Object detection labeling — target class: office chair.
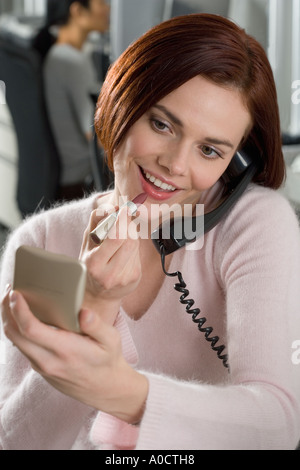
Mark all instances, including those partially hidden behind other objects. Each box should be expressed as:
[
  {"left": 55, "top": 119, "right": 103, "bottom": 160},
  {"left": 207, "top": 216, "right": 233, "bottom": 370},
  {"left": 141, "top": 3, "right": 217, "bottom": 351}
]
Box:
[{"left": 0, "top": 30, "right": 61, "bottom": 217}]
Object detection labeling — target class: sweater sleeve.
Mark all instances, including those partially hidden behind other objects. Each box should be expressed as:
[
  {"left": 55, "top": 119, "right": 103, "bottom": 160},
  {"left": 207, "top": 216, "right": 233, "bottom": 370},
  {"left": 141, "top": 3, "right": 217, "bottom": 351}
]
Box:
[
  {"left": 0, "top": 199, "right": 98, "bottom": 450},
  {"left": 91, "top": 186, "right": 300, "bottom": 450}
]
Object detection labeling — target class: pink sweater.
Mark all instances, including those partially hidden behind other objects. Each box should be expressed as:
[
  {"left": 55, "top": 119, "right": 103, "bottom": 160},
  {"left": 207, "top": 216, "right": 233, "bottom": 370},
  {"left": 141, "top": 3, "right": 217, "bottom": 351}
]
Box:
[{"left": 0, "top": 184, "right": 300, "bottom": 450}]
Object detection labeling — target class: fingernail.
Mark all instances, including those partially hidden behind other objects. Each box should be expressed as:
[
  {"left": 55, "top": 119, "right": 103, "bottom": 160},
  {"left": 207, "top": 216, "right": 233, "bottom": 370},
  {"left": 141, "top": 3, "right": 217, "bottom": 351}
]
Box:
[
  {"left": 9, "top": 290, "right": 17, "bottom": 306},
  {"left": 4, "top": 283, "right": 11, "bottom": 295}
]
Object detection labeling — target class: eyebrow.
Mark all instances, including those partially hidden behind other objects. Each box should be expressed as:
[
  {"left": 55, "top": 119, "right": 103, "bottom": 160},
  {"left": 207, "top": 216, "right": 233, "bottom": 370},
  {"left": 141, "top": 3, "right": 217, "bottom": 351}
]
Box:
[
  {"left": 203, "top": 137, "right": 234, "bottom": 150},
  {"left": 153, "top": 104, "right": 183, "bottom": 127},
  {"left": 152, "top": 104, "right": 235, "bottom": 150}
]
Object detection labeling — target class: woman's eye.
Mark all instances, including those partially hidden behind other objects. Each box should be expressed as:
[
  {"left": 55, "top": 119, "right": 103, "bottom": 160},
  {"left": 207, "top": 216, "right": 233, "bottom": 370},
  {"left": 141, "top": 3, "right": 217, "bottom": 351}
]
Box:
[
  {"left": 151, "top": 119, "right": 169, "bottom": 132},
  {"left": 200, "top": 145, "right": 220, "bottom": 159}
]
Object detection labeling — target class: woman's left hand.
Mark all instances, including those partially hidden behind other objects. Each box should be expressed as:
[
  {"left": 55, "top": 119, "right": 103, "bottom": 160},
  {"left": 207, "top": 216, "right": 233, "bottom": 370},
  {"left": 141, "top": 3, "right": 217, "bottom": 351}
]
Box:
[{"left": 1, "top": 286, "right": 148, "bottom": 424}]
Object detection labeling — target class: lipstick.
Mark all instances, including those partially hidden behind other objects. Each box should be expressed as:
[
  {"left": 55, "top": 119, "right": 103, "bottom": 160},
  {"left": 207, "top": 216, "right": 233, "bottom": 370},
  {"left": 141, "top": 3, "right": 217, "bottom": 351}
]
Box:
[{"left": 90, "top": 193, "right": 147, "bottom": 244}]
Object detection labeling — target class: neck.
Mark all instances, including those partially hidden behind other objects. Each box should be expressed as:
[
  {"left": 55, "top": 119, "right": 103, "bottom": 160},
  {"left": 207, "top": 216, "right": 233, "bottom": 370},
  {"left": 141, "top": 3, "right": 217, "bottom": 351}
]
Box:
[{"left": 56, "top": 24, "right": 89, "bottom": 50}]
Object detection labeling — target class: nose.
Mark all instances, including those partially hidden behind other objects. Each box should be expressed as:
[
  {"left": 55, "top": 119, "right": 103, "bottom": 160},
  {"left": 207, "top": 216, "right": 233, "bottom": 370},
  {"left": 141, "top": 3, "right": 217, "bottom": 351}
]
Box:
[{"left": 158, "top": 141, "right": 190, "bottom": 177}]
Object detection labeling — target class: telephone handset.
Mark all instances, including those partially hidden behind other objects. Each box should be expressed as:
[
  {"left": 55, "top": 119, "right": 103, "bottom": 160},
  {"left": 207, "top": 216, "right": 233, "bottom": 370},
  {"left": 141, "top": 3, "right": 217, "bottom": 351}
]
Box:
[{"left": 151, "top": 144, "right": 260, "bottom": 371}]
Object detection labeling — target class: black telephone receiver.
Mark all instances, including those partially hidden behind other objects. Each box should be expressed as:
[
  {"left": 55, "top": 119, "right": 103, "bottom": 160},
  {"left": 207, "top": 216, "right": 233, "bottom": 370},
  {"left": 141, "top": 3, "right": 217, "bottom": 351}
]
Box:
[{"left": 151, "top": 144, "right": 259, "bottom": 370}]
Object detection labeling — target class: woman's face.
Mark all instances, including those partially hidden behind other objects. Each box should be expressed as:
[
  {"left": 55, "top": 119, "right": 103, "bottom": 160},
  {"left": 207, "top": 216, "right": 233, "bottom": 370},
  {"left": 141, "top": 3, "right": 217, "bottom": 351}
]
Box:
[
  {"left": 79, "top": 0, "right": 110, "bottom": 33},
  {"left": 113, "top": 76, "right": 252, "bottom": 214}
]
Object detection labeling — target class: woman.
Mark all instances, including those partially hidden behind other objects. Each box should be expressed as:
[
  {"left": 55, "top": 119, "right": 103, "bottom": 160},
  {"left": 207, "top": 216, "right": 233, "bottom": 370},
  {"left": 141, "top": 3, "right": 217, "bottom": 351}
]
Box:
[
  {"left": 1, "top": 14, "right": 300, "bottom": 450},
  {"left": 39, "top": 0, "right": 110, "bottom": 200}
]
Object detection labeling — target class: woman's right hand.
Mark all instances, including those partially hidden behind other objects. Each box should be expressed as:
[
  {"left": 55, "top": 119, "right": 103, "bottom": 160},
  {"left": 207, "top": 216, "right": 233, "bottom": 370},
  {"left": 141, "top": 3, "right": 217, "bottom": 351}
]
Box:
[{"left": 79, "top": 204, "right": 142, "bottom": 325}]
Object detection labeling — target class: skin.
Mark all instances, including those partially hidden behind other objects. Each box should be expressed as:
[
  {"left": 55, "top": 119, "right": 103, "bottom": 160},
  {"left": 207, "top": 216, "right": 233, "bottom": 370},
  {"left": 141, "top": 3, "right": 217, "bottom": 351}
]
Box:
[{"left": 1, "top": 76, "right": 252, "bottom": 425}]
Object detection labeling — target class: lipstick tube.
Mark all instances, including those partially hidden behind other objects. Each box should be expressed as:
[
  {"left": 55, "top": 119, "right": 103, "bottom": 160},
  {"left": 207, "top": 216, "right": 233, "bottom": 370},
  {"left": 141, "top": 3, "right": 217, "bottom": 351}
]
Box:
[
  {"left": 89, "top": 193, "right": 147, "bottom": 245},
  {"left": 90, "top": 201, "right": 138, "bottom": 244}
]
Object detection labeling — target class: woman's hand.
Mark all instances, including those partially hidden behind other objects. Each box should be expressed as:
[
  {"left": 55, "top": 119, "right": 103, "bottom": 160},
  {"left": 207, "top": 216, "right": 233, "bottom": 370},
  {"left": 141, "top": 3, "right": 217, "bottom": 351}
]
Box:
[
  {"left": 80, "top": 205, "right": 142, "bottom": 325},
  {"left": 1, "top": 286, "right": 148, "bottom": 424},
  {"left": 0, "top": 204, "right": 147, "bottom": 424}
]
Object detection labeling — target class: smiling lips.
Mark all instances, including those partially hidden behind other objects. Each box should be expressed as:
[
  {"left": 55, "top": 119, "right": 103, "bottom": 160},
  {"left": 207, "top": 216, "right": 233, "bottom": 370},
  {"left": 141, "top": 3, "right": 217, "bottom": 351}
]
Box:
[
  {"left": 139, "top": 166, "right": 182, "bottom": 201},
  {"left": 140, "top": 167, "right": 179, "bottom": 191},
  {"left": 143, "top": 170, "right": 177, "bottom": 192}
]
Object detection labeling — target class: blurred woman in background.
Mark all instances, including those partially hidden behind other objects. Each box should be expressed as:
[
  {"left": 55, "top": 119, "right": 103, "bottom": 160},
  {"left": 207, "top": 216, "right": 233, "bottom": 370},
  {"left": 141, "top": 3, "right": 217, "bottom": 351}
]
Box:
[{"left": 37, "top": 0, "right": 110, "bottom": 200}]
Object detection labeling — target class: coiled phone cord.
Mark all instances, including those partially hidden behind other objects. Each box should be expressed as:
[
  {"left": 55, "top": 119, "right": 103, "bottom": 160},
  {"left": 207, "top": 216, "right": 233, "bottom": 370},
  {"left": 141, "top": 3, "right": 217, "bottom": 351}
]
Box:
[{"left": 159, "top": 243, "right": 230, "bottom": 371}]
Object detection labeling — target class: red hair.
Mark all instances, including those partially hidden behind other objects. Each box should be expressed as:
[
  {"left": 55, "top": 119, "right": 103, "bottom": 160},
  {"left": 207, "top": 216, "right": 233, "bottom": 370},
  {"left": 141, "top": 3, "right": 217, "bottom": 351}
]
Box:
[{"left": 95, "top": 14, "right": 285, "bottom": 189}]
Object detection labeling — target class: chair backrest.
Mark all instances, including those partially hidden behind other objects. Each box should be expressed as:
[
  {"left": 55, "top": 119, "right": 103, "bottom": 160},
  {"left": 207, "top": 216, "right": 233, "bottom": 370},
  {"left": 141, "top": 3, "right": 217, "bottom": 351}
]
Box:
[{"left": 0, "top": 31, "right": 61, "bottom": 216}]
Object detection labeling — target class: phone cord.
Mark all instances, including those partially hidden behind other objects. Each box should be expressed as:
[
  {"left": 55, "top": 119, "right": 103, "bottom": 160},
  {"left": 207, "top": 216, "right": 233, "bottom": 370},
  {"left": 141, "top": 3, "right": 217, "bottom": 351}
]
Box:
[{"left": 159, "top": 243, "right": 230, "bottom": 371}]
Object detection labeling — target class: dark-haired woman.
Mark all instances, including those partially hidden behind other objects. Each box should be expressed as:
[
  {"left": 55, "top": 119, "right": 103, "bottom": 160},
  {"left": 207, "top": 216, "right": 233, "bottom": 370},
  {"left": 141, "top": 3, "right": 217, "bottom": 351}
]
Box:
[
  {"left": 42, "top": 0, "right": 110, "bottom": 200},
  {"left": 1, "top": 14, "right": 300, "bottom": 450}
]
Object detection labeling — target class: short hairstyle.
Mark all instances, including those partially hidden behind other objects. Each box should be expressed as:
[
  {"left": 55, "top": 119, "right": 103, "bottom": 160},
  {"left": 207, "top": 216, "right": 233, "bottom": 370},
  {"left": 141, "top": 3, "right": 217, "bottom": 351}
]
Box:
[
  {"left": 95, "top": 14, "right": 285, "bottom": 189},
  {"left": 46, "top": 0, "right": 90, "bottom": 27}
]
